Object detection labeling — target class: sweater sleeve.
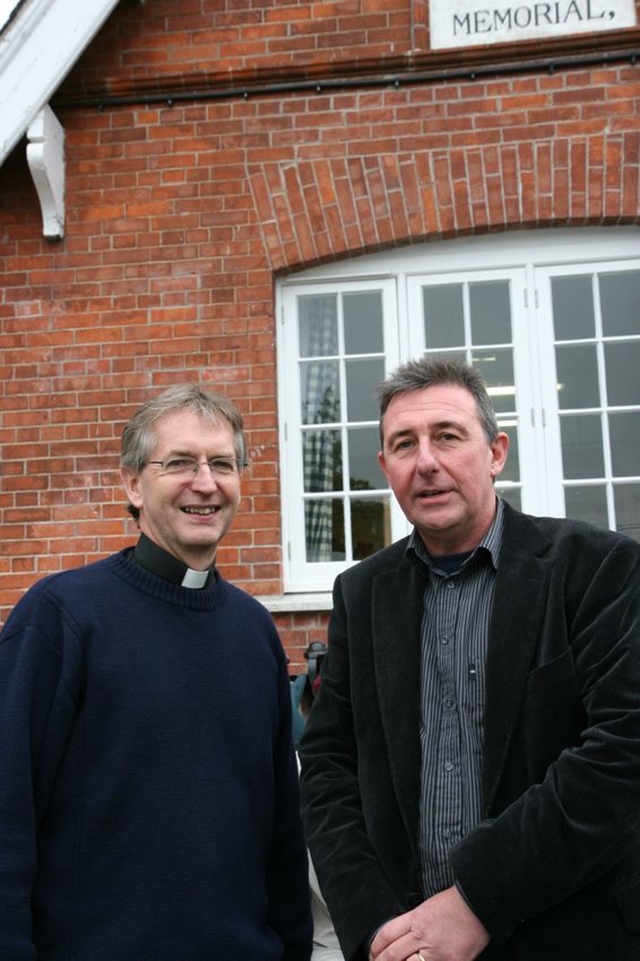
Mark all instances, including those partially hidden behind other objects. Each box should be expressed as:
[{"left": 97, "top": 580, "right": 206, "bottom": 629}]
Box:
[{"left": 0, "top": 584, "right": 84, "bottom": 960}]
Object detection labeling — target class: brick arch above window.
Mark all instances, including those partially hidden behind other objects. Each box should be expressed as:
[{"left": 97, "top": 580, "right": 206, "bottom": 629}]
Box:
[{"left": 248, "top": 131, "right": 640, "bottom": 272}]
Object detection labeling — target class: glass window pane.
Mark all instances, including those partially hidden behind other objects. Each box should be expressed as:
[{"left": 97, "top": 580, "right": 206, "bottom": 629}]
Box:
[
  {"left": 300, "top": 361, "right": 340, "bottom": 424},
  {"left": 343, "top": 291, "right": 384, "bottom": 354},
  {"left": 305, "top": 498, "right": 345, "bottom": 562},
  {"left": 345, "top": 358, "right": 384, "bottom": 422},
  {"left": 423, "top": 284, "right": 464, "bottom": 349},
  {"left": 610, "top": 412, "right": 640, "bottom": 476},
  {"left": 605, "top": 342, "right": 640, "bottom": 407},
  {"left": 555, "top": 344, "right": 600, "bottom": 410},
  {"left": 564, "top": 485, "right": 609, "bottom": 528},
  {"left": 600, "top": 270, "right": 640, "bottom": 337},
  {"left": 472, "top": 349, "right": 515, "bottom": 414},
  {"left": 560, "top": 414, "right": 604, "bottom": 479},
  {"left": 351, "top": 497, "right": 391, "bottom": 560},
  {"left": 302, "top": 430, "right": 342, "bottom": 492},
  {"left": 614, "top": 484, "right": 640, "bottom": 543},
  {"left": 469, "top": 281, "right": 512, "bottom": 345},
  {"left": 347, "top": 427, "right": 386, "bottom": 490},
  {"left": 298, "top": 295, "right": 338, "bottom": 357},
  {"left": 551, "top": 276, "right": 595, "bottom": 341},
  {"left": 496, "top": 421, "right": 520, "bottom": 484}
]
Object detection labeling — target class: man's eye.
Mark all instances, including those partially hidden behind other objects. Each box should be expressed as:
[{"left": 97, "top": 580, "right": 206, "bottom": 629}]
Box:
[
  {"left": 167, "top": 458, "right": 195, "bottom": 470},
  {"left": 209, "top": 458, "right": 235, "bottom": 474},
  {"left": 394, "top": 439, "right": 414, "bottom": 452}
]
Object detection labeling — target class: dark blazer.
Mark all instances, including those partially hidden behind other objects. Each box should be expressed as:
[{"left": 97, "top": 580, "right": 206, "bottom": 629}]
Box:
[{"left": 299, "top": 504, "right": 640, "bottom": 961}]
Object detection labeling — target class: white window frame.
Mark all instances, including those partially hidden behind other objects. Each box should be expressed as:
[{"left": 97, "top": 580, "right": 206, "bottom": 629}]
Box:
[
  {"left": 278, "top": 277, "right": 399, "bottom": 593},
  {"left": 277, "top": 227, "right": 640, "bottom": 594}
]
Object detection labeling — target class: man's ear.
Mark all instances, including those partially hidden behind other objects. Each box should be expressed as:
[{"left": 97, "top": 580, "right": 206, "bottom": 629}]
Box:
[
  {"left": 489, "top": 432, "right": 510, "bottom": 478},
  {"left": 121, "top": 466, "right": 143, "bottom": 511}
]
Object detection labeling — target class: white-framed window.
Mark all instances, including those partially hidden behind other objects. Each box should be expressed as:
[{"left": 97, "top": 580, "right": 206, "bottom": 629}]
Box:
[{"left": 277, "top": 228, "right": 640, "bottom": 593}]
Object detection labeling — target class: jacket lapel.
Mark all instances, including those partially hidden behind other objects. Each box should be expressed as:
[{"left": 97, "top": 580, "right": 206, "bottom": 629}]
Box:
[
  {"left": 372, "top": 558, "right": 426, "bottom": 854},
  {"left": 482, "top": 507, "right": 553, "bottom": 811}
]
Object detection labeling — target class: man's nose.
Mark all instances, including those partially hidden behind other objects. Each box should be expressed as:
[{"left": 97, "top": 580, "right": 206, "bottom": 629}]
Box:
[
  {"left": 415, "top": 438, "right": 437, "bottom": 471},
  {"left": 191, "top": 461, "right": 219, "bottom": 490}
]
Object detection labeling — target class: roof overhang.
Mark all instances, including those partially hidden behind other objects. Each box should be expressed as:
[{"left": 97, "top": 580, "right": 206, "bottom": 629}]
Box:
[{"left": 0, "top": 0, "right": 121, "bottom": 236}]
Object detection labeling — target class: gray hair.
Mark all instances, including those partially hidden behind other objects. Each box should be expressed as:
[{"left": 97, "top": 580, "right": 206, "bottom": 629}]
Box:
[
  {"left": 121, "top": 384, "right": 248, "bottom": 521},
  {"left": 377, "top": 357, "right": 499, "bottom": 446}
]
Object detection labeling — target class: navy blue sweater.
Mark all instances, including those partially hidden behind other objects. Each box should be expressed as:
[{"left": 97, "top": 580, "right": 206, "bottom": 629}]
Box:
[{"left": 0, "top": 549, "right": 312, "bottom": 960}]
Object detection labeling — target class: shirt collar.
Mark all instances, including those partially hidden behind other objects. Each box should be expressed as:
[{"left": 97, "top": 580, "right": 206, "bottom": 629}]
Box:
[{"left": 407, "top": 496, "right": 505, "bottom": 573}]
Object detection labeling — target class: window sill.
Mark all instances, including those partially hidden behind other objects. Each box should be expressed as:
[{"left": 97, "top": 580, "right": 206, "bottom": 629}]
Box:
[{"left": 256, "top": 593, "right": 333, "bottom": 613}]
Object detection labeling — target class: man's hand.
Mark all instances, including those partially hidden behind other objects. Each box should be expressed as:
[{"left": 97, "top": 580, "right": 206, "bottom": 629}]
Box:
[{"left": 369, "top": 885, "right": 490, "bottom": 961}]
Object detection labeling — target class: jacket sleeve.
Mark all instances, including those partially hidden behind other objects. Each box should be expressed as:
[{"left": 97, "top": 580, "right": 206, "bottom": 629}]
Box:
[
  {"left": 450, "top": 533, "right": 640, "bottom": 940},
  {"left": 0, "top": 584, "right": 84, "bottom": 960},
  {"left": 299, "top": 575, "right": 410, "bottom": 961}
]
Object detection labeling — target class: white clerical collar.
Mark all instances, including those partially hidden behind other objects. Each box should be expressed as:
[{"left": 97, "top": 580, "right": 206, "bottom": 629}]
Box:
[{"left": 181, "top": 567, "right": 210, "bottom": 589}]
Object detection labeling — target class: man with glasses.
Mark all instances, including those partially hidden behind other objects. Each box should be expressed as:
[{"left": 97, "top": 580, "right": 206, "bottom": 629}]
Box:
[{"left": 0, "top": 384, "right": 312, "bottom": 961}]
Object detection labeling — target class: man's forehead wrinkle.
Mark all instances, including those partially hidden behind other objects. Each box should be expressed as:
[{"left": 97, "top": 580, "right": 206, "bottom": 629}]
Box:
[{"left": 388, "top": 416, "right": 468, "bottom": 436}]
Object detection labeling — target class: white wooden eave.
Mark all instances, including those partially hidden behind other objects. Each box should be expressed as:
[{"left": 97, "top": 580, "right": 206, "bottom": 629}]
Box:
[{"left": 0, "top": 0, "right": 122, "bottom": 238}]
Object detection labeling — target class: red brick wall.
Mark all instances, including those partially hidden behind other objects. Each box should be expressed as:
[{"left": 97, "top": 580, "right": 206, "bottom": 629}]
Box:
[{"left": 1, "top": 0, "right": 639, "bottom": 658}]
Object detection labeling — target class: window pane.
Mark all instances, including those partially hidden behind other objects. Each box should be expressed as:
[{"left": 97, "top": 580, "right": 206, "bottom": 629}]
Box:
[
  {"left": 605, "top": 342, "right": 640, "bottom": 407},
  {"left": 555, "top": 344, "right": 600, "bottom": 410},
  {"left": 351, "top": 497, "right": 391, "bottom": 560},
  {"left": 600, "top": 270, "right": 640, "bottom": 337},
  {"left": 551, "top": 276, "right": 595, "bottom": 341},
  {"left": 298, "top": 295, "right": 338, "bottom": 357},
  {"left": 302, "top": 430, "right": 342, "bottom": 492},
  {"left": 610, "top": 412, "right": 640, "bottom": 476},
  {"left": 343, "top": 291, "right": 384, "bottom": 354},
  {"left": 469, "top": 281, "right": 511, "bottom": 345},
  {"left": 305, "top": 498, "right": 345, "bottom": 562},
  {"left": 300, "top": 360, "right": 340, "bottom": 424},
  {"left": 423, "top": 284, "right": 464, "bottom": 349},
  {"left": 614, "top": 484, "right": 640, "bottom": 542},
  {"left": 347, "top": 427, "right": 385, "bottom": 490},
  {"left": 560, "top": 414, "right": 604, "bottom": 478},
  {"left": 345, "top": 358, "right": 384, "bottom": 422},
  {"left": 472, "top": 349, "right": 515, "bottom": 414},
  {"left": 564, "top": 485, "right": 608, "bottom": 528}
]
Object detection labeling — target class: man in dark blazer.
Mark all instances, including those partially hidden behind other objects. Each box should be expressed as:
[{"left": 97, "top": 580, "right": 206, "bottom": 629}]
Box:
[{"left": 299, "top": 357, "right": 640, "bottom": 961}]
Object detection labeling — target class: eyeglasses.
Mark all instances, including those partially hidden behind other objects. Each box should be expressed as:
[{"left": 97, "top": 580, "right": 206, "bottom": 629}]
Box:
[{"left": 147, "top": 456, "right": 246, "bottom": 479}]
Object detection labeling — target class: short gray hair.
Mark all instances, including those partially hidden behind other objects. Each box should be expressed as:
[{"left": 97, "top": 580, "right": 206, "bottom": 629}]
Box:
[
  {"left": 121, "top": 384, "right": 248, "bottom": 521},
  {"left": 377, "top": 357, "right": 499, "bottom": 446}
]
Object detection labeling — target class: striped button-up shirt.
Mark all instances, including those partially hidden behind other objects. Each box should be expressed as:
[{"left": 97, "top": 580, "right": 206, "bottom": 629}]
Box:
[{"left": 407, "top": 499, "right": 504, "bottom": 898}]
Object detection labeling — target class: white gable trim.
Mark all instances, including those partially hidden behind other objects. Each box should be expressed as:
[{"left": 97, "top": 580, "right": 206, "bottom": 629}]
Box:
[{"left": 0, "top": 0, "right": 120, "bottom": 166}]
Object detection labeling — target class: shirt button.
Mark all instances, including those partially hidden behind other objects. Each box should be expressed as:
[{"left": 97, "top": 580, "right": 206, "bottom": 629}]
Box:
[
  {"left": 441, "top": 635, "right": 449, "bottom": 645},
  {"left": 444, "top": 761, "right": 454, "bottom": 772}
]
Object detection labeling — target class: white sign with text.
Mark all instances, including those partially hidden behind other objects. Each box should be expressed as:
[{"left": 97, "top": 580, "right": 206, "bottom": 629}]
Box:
[{"left": 430, "top": 0, "right": 637, "bottom": 49}]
